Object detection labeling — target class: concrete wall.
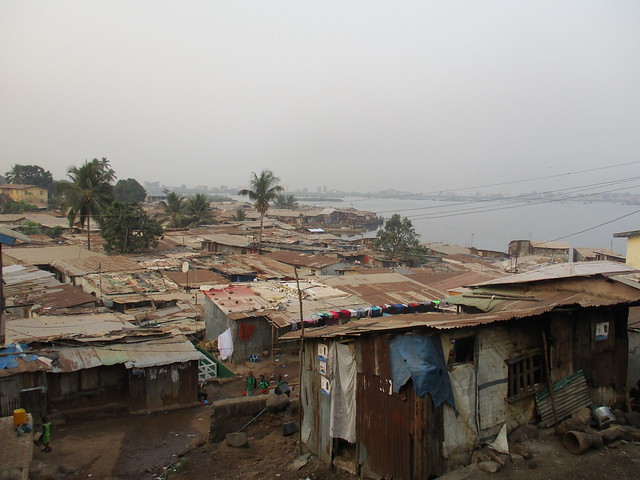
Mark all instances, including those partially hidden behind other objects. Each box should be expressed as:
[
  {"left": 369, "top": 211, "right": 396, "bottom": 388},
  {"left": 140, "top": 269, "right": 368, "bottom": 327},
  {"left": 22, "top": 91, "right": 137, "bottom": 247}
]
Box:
[
  {"left": 208, "top": 395, "right": 269, "bottom": 442},
  {"left": 625, "top": 235, "right": 640, "bottom": 269}
]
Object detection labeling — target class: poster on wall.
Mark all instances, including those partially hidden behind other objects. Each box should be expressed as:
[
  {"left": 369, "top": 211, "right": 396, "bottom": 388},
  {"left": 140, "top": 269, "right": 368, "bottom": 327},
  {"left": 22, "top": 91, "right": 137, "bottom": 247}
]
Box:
[
  {"left": 321, "top": 376, "right": 331, "bottom": 396},
  {"left": 595, "top": 322, "right": 609, "bottom": 341},
  {"left": 318, "top": 344, "right": 328, "bottom": 360},
  {"left": 319, "top": 359, "right": 327, "bottom": 375}
]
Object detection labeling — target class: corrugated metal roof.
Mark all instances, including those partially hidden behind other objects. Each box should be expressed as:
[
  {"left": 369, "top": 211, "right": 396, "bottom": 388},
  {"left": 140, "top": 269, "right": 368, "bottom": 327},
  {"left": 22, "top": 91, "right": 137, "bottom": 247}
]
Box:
[
  {"left": 530, "top": 241, "right": 571, "bottom": 249},
  {"left": 281, "top": 284, "right": 640, "bottom": 340},
  {"left": 52, "top": 255, "right": 142, "bottom": 277},
  {"left": 4, "top": 313, "right": 136, "bottom": 343},
  {"left": 198, "top": 233, "right": 252, "bottom": 247},
  {"left": 162, "top": 269, "right": 227, "bottom": 287},
  {"left": 472, "top": 261, "right": 637, "bottom": 287},
  {"left": 3, "top": 245, "right": 105, "bottom": 265},
  {"left": 50, "top": 336, "right": 201, "bottom": 372},
  {"left": 264, "top": 251, "right": 341, "bottom": 269}
]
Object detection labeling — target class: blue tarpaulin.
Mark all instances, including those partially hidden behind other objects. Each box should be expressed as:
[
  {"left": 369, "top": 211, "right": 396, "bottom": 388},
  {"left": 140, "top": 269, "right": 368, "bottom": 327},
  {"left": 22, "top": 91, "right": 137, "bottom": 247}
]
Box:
[
  {"left": 0, "top": 343, "right": 37, "bottom": 370},
  {"left": 388, "top": 334, "right": 456, "bottom": 409}
]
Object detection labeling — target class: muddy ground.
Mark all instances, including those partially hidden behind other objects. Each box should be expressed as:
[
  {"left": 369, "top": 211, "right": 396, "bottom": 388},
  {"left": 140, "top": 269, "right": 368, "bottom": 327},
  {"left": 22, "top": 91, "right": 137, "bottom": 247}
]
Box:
[{"left": 30, "top": 353, "right": 640, "bottom": 480}]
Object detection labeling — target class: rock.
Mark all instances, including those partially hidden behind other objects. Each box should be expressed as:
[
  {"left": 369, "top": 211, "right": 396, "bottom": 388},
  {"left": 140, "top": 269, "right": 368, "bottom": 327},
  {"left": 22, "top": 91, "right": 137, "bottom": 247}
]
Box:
[
  {"left": 511, "top": 443, "right": 532, "bottom": 459},
  {"left": 287, "top": 453, "right": 311, "bottom": 471},
  {"left": 477, "top": 461, "right": 501, "bottom": 473},
  {"left": 225, "top": 432, "right": 249, "bottom": 448},
  {"left": 626, "top": 411, "right": 640, "bottom": 428},
  {"left": 572, "top": 407, "right": 592, "bottom": 425},
  {"left": 266, "top": 394, "right": 289, "bottom": 413},
  {"left": 487, "top": 451, "right": 506, "bottom": 466},
  {"left": 613, "top": 409, "right": 629, "bottom": 425},
  {"left": 510, "top": 454, "right": 525, "bottom": 464}
]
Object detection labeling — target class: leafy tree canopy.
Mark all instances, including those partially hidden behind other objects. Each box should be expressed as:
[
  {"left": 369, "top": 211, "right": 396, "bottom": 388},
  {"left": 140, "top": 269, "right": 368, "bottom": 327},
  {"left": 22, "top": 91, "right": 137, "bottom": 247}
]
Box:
[
  {"left": 56, "top": 158, "right": 116, "bottom": 251},
  {"left": 100, "top": 201, "right": 163, "bottom": 253},
  {"left": 374, "top": 214, "right": 429, "bottom": 260},
  {"left": 5, "top": 164, "right": 54, "bottom": 191},
  {"left": 185, "top": 193, "right": 216, "bottom": 227},
  {"left": 114, "top": 178, "right": 147, "bottom": 203},
  {"left": 239, "top": 169, "right": 283, "bottom": 252},
  {"left": 0, "top": 196, "right": 39, "bottom": 214},
  {"left": 273, "top": 194, "right": 298, "bottom": 209}
]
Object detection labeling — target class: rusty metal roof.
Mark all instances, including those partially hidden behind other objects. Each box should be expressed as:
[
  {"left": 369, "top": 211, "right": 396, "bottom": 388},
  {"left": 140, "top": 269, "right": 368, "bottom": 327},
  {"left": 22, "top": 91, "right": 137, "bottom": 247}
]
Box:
[
  {"left": 282, "top": 281, "right": 640, "bottom": 340},
  {"left": 3, "top": 245, "right": 106, "bottom": 265},
  {"left": 50, "top": 335, "right": 202, "bottom": 372},
  {"left": 3, "top": 264, "right": 101, "bottom": 314},
  {"left": 263, "top": 251, "right": 342, "bottom": 269},
  {"left": 52, "top": 255, "right": 142, "bottom": 277},
  {"left": 4, "top": 313, "right": 136, "bottom": 343},
  {"left": 162, "top": 269, "right": 227, "bottom": 287}
]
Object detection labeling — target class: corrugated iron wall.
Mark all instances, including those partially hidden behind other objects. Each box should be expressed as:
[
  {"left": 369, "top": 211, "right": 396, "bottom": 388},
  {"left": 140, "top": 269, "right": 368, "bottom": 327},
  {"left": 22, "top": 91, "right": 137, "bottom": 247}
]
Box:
[
  {"left": 300, "top": 339, "right": 332, "bottom": 463},
  {"left": 0, "top": 376, "right": 22, "bottom": 416},
  {"left": 357, "top": 335, "right": 445, "bottom": 480}
]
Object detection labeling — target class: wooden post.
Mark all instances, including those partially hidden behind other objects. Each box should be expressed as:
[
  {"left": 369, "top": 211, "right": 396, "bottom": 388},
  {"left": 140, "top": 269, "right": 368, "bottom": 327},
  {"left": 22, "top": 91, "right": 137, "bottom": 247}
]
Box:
[
  {"left": 542, "top": 330, "right": 559, "bottom": 429},
  {"left": 295, "top": 266, "right": 305, "bottom": 454}
]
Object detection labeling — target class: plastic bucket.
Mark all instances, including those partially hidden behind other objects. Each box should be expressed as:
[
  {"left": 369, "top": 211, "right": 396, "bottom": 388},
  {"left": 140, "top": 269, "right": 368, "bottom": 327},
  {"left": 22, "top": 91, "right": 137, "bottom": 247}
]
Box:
[{"left": 13, "top": 408, "right": 27, "bottom": 427}]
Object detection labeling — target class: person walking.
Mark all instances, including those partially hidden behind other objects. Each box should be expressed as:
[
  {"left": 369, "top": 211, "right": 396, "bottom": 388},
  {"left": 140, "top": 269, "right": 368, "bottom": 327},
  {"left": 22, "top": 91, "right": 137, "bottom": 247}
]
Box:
[
  {"left": 40, "top": 417, "right": 52, "bottom": 452},
  {"left": 244, "top": 371, "right": 256, "bottom": 397}
]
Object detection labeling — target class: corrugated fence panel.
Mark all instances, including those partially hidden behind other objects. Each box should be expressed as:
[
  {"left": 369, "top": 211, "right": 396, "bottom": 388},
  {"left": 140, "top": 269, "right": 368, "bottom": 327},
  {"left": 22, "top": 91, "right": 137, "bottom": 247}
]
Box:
[
  {"left": 358, "top": 373, "right": 414, "bottom": 480},
  {"left": 0, "top": 377, "right": 22, "bottom": 416},
  {"left": 536, "top": 371, "right": 591, "bottom": 427}
]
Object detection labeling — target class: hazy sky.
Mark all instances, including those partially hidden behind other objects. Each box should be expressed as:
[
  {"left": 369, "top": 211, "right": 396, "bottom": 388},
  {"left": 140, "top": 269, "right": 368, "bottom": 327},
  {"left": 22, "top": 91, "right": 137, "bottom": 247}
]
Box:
[{"left": 2, "top": 1, "right": 639, "bottom": 195}]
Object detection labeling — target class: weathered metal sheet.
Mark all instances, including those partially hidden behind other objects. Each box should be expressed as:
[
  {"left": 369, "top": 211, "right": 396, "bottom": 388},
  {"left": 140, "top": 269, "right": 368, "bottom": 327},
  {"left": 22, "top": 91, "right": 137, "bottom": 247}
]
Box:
[{"left": 536, "top": 371, "right": 591, "bottom": 427}]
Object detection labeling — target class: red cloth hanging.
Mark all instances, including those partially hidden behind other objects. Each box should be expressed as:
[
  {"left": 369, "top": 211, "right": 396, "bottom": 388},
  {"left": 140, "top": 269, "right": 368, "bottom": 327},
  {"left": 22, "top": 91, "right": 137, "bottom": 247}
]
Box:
[{"left": 238, "top": 322, "right": 257, "bottom": 342}]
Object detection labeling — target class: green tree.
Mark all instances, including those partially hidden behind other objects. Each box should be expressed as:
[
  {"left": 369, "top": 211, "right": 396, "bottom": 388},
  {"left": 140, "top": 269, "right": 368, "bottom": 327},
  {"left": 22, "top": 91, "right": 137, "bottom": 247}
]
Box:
[
  {"left": 56, "top": 159, "right": 115, "bottom": 250},
  {"left": 100, "top": 201, "right": 163, "bottom": 253},
  {"left": 273, "top": 194, "right": 298, "bottom": 209},
  {"left": 159, "top": 191, "right": 187, "bottom": 228},
  {"left": 374, "top": 214, "right": 429, "bottom": 261},
  {"left": 238, "top": 170, "right": 283, "bottom": 252},
  {"left": 20, "top": 221, "right": 40, "bottom": 236},
  {"left": 233, "top": 208, "right": 247, "bottom": 221},
  {"left": 185, "top": 193, "right": 215, "bottom": 227},
  {"left": 0, "top": 195, "right": 39, "bottom": 214},
  {"left": 5, "top": 164, "right": 54, "bottom": 191},
  {"left": 114, "top": 178, "right": 147, "bottom": 203}
]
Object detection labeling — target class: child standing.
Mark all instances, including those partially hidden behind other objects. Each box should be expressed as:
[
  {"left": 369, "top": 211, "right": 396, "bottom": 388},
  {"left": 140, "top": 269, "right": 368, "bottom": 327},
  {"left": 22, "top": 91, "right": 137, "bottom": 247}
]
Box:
[
  {"left": 244, "top": 371, "right": 256, "bottom": 397},
  {"left": 40, "top": 417, "right": 52, "bottom": 452},
  {"left": 257, "top": 375, "right": 270, "bottom": 394}
]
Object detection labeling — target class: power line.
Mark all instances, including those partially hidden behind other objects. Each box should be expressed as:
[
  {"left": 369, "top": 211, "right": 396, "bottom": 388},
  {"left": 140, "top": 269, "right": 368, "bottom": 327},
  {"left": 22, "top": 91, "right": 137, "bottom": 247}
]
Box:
[
  {"left": 346, "top": 159, "right": 640, "bottom": 202},
  {"left": 376, "top": 175, "right": 640, "bottom": 215},
  {"left": 545, "top": 208, "right": 640, "bottom": 243}
]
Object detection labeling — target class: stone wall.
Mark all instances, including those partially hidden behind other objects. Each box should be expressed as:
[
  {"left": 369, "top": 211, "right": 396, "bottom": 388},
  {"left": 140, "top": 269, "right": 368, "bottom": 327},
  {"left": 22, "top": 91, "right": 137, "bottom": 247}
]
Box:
[{"left": 209, "top": 396, "right": 268, "bottom": 442}]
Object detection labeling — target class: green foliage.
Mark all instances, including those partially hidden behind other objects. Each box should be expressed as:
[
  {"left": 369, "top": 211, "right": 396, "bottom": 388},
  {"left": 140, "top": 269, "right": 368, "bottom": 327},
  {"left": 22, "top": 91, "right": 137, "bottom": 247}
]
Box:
[
  {"left": 273, "top": 194, "right": 298, "bottom": 209},
  {"left": 114, "top": 178, "right": 147, "bottom": 203},
  {"left": 159, "top": 191, "right": 188, "bottom": 228},
  {"left": 0, "top": 197, "right": 39, "bottom": 214},
  {"left": 185, "top": 193, "right": 216, "bottom": 227},
  {"left": 374, "top": 214, "right": 429, "bottom": 260},
  {"left": 233, "top": 208, "right": 247, "bottom": 221},
  {"left": 48, "top": 225, "right": 64, "bottom": 238},
  {"left": 21, "top": 221, "right": 40, "bottom": 235},
  {"left": 238, "top": 169, "right": 283, "bottom": 252},
  {"left": 5, "top": 164, "right": 54, "bottom": 191},
  {"left": 100, "top": 201, "right": 163, "bottom": 253},
  {"left": 56, "top": 158, "right": 116, "bottom": 250}
]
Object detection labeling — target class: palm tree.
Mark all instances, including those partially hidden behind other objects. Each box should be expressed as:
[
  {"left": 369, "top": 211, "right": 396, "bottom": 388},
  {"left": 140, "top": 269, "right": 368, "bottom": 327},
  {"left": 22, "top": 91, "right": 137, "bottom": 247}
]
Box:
[
  {"left": 159, "top": 191, "right": 186, "bottom": 228},
  {"left": 273, "top": 194, "right": 298, "bottom": 209},
  {"left": 239, "top": 169, "right": 283, "bottom": 253},
  {"left": 56, "top": 160, "right": 115, "bottom": 250},
  {"left": 185, "top": 193, "right": 215, "bottom": 227},
  {"left": 5, "top": 165, "right": 24, "bottom": 184},
  {"left": 233, "top": 208, "right": 247, "bottom": 221}
]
